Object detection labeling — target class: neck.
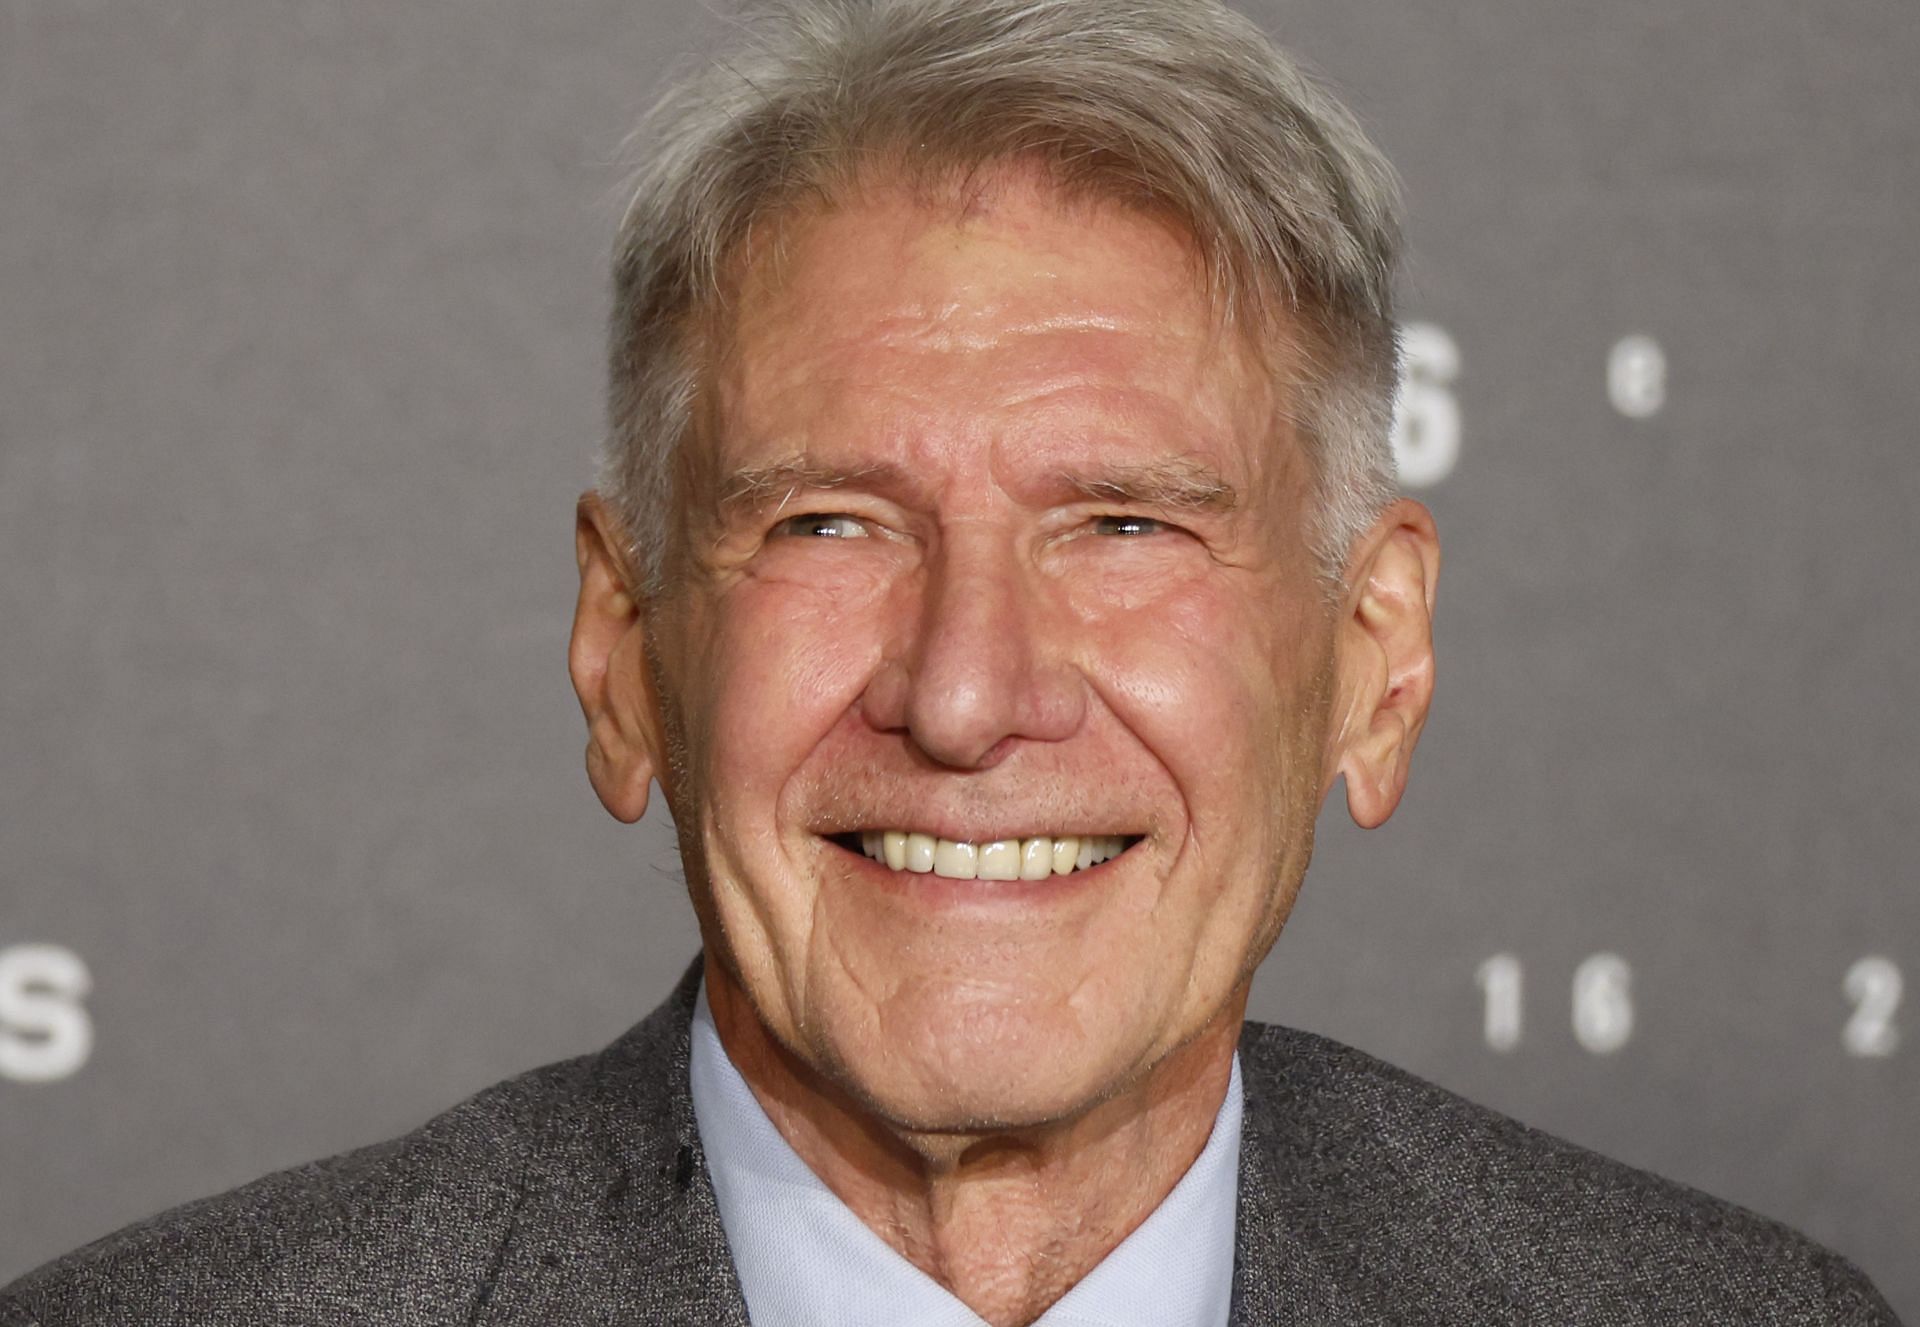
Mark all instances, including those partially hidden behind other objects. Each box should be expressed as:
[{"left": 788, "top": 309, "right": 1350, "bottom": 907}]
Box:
[{"left": 703, "top": 959, "right": 1245, "bottom": 1327}]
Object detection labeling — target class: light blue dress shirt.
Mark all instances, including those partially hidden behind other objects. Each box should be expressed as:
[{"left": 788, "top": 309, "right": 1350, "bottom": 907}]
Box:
[{"left": 690, "top": 982, "right": 1242, "bottom": 1327}]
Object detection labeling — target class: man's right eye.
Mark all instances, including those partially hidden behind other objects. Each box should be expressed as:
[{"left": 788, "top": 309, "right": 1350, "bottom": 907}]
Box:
[{"left": 769, "top": 513, "right": 869, "bottom": 540}]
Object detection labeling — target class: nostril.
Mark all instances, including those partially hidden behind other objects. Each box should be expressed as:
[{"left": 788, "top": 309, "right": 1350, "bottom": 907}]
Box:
[
  {"left": 967, "top": 736, "right": 1020, "bottom": 772},
  {"left": 857, "top": 659, "right": 914, "bottom": 736}
]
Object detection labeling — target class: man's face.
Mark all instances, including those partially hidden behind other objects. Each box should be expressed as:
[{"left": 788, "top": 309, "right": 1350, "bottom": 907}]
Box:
[{"left": 640, "top": 173, "right": 1348, "bottom": 1130}]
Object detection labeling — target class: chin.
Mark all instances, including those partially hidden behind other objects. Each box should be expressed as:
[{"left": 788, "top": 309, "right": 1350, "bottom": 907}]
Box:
[{"left": 818, "top": 981, "right": 1149, "bottom": 1134}]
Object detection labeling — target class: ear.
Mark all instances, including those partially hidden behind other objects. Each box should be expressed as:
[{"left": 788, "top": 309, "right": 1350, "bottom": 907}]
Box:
[
  {"left": 569, "top": 493, "right": 663, "bottom": 824},
  {"left": 1325, "top": 499, "right": 1440, "bottom": 829}
]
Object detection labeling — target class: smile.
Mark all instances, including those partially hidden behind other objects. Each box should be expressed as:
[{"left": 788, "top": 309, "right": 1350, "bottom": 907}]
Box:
[{"left": 832, "top": 830, "right": 1143, "bottom": 879}]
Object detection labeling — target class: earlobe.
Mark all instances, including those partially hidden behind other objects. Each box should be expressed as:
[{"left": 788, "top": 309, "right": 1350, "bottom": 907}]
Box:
[
  {"left": 568, "top": 493, "right": 662, "bottom": 824},
  {"left": 1328, "top": 499, "right": 1440, "bottom": 829}
]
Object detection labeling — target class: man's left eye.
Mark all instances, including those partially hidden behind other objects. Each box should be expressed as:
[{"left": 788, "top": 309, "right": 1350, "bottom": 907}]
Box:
[
  {"left": 1091, "top": 514, "right": 1166, "bottom": 537},
  {"left": 771, "top": 513, "right": 869, "bottom": 539}
]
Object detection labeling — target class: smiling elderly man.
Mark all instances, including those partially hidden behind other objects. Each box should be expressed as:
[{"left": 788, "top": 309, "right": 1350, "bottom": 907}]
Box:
[{"left": 1, "top": 1, "right": 1902, "bottom": 1325}]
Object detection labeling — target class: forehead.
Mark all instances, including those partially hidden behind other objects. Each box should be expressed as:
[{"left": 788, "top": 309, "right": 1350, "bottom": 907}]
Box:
[{"left": 700, "top": 170, "right": 1294, "bottom": 492}]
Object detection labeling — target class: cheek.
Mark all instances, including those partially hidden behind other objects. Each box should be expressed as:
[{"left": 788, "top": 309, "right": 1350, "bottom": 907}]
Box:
[
  {"left": 1072, "top": 572, "right": 1269, "bottom": 747},
  {"left": 695, "top": 558, "right": 895, "bottom": 817},
  {"left": 1071, "top": 572, "right": 1325, "bottom": 849}
]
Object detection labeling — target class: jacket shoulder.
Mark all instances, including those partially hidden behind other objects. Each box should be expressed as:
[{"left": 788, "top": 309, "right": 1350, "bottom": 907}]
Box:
[
  {"left": 1235, "top": 1021, "right": 1900, "bottom": 1324},
  {"left": 0, "top": 1050, "right": 600, "bottom": 1327}
]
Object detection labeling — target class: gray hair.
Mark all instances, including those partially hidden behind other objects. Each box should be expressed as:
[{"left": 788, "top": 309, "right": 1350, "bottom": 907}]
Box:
[{"left": 603, "top": 0, "right": 1404, "bottom": 593}]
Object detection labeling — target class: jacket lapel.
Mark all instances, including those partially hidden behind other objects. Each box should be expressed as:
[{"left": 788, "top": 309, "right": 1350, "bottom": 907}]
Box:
[
  {"left": 473, "top": 963, "right": 751, "bottom": 1327},
  {"left": 1230, "top": 1022, "right": 1384, "bottom": 1327}
]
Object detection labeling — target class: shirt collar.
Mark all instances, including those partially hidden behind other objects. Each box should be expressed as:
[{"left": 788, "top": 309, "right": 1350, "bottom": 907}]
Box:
[{"left": 689, "top": 980, "right": 1242, "bottom": 1327}]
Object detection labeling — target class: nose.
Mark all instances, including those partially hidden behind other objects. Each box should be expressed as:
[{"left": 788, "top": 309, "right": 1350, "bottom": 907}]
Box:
[{"left": 861, "top": 526, "right": 1086, "bottom": 769}]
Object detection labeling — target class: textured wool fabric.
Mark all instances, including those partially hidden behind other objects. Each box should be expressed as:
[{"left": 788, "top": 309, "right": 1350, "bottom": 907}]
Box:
[
  {"left": 689, "top": 979, "right": 1242, "bottom": 1326},
  {"left": 0, "top": 960, "right": 1901, "bottom": 1326}
]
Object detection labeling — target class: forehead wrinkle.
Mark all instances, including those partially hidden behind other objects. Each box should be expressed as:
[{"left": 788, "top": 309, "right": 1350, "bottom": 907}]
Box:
[
  {"left": 881, "top": 305, "right": 1137, "bottom": 355},
  {"left": 724, "top": 319, "right": 1171, "bottom": 464},
  {"left": 740, "top": 302, "right": 1144, "bottom": 382}
]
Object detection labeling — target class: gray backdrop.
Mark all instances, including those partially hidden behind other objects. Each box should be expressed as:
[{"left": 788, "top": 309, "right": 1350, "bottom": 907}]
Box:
[{"left": 2, "top": 0, "right": 1914, "bottom": 1313}]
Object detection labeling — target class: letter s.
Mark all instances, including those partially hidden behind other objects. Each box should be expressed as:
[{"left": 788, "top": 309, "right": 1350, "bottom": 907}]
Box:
[{"left": 0, "top": 943, "right": 94, "bottom": 1083}]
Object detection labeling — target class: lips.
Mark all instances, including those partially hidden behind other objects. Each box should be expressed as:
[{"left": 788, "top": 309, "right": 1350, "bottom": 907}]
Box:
[{"left": 835, "top": 830, "right": 1139, "bottom": 879}]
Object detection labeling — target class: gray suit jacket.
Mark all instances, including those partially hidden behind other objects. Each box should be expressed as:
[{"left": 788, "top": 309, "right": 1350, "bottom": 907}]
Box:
[{"left": 2, "top": 963, "right": 1900, "bottom": 1325}]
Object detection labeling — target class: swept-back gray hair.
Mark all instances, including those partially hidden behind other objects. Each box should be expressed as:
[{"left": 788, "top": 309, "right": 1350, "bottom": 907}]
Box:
[{"left": 603, "top": 0, "right": 1403, "bottom": 593}]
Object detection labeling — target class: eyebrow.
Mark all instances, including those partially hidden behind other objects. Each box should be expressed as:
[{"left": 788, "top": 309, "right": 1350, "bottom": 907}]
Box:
[
  {"left": 1062, "top": 459, "right": 1239, "bottom": 513},
  {"left": 716, "top": 459, "right": 906, "bottom": 521}
]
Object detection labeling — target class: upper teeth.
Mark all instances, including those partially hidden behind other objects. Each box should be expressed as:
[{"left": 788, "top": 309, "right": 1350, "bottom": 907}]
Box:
[{"left": 855, "top": 831, "right": 1130, "bottom": 880}]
